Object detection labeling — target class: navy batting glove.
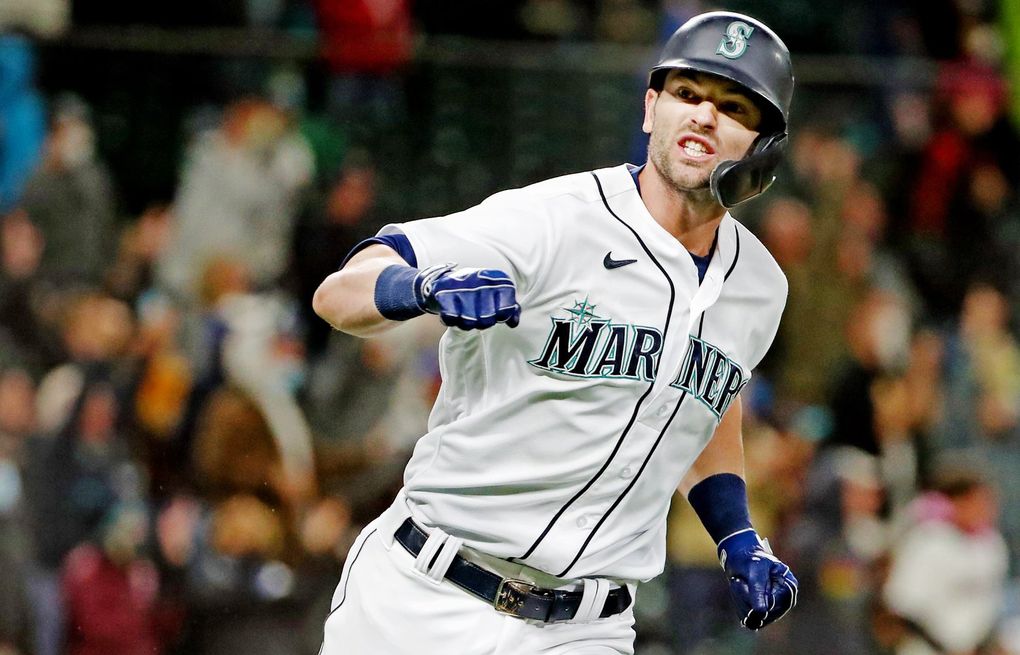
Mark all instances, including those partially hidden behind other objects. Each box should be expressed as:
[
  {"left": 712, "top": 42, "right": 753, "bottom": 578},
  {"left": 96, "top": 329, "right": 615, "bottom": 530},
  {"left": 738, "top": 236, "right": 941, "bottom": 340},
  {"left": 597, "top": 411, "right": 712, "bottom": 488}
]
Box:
[
  {"left": 718, "top": 529, "right": 798, "bottom": 631},
  {"left": 414, "top": 264, "right": 521, "bottom": 331}
]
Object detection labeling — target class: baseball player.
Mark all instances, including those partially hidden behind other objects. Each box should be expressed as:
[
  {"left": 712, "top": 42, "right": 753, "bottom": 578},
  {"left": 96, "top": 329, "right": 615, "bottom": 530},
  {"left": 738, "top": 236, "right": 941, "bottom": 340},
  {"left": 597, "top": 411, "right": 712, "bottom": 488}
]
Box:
[{"left": 313, "top": 11, "right": 798, "bottom": 654}]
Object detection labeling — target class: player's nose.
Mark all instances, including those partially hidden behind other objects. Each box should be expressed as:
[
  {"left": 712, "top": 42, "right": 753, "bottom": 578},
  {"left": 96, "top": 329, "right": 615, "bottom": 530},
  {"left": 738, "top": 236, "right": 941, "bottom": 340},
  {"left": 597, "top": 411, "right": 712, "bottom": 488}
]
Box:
[{"left": 689, "top": 101, "right": 718, "bottom": 130}]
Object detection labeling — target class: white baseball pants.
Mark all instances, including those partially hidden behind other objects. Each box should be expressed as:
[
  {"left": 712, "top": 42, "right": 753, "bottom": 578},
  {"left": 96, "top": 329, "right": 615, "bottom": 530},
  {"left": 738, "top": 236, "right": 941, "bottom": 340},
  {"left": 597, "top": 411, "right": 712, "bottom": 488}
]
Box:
[{"left": 319, "top": 496, "right": 636, "bottom": 655}]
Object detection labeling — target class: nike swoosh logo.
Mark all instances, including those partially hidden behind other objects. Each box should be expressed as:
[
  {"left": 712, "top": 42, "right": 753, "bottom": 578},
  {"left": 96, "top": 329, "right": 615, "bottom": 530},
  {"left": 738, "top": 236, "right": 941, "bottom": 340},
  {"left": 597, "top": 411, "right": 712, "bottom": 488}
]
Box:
[{"left": 603, "top": 252, "right": 637, "bottom": 269}]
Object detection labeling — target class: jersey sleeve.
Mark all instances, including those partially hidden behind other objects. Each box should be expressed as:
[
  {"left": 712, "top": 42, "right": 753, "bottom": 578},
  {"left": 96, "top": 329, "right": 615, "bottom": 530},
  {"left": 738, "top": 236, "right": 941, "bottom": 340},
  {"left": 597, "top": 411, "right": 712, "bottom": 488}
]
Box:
[
  {"left": 746, "top": 274, "right": 788, "bottom": 371},
  {"left": 734, "top": 225, "right": 789, "bottom": 373},
  {"left": 341, "top": 233, "right": 418, "bottom": 268},
  {"left": 378, "top": 191, "right": 554, "bottom": 300}
]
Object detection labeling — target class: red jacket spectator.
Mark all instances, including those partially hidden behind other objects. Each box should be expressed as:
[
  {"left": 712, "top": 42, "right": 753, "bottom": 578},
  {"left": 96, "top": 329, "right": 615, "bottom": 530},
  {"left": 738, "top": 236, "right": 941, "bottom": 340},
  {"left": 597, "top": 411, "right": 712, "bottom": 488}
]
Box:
[
  {"left": 62, "top": 543, "right": 161, "bottom": 655},
  {"left": 316, "top": 0, "right": 414, "bottom": 74}
]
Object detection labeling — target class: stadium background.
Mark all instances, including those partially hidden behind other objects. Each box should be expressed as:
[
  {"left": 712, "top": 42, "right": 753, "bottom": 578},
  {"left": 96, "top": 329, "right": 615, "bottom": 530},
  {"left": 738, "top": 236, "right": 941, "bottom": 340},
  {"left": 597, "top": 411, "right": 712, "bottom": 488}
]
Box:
[{"left": 1, "top": 0, "right": 1020, "bottom": 654}]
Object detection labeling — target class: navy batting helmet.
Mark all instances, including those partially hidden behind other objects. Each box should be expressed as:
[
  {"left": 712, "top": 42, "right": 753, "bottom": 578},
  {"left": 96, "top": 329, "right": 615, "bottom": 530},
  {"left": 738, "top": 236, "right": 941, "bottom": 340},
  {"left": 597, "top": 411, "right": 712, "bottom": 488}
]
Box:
[{"left": 649, "top": 11, "right": 795, "bottom": 207}]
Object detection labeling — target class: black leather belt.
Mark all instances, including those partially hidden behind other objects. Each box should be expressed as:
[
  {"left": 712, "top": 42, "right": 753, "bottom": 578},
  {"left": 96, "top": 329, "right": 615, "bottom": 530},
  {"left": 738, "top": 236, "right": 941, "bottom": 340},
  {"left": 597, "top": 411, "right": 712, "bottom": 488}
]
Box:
[{"left": 393, "top": 517, "right": 631, "bottom": 622}]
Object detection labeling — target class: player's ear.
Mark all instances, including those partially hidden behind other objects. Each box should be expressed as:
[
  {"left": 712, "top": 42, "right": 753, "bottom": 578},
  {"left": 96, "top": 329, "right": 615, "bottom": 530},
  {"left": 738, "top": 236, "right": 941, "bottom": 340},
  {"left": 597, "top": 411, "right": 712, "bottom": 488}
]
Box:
[{"left": 642, "top": 88, "right": 658, "bottom": 134}]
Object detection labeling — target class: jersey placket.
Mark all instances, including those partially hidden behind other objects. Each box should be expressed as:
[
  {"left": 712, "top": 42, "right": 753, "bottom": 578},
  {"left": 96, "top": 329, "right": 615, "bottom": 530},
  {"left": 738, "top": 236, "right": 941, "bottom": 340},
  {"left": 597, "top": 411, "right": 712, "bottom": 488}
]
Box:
[{"left": 638, "top": 224, "right": 728, "bottom": 431}]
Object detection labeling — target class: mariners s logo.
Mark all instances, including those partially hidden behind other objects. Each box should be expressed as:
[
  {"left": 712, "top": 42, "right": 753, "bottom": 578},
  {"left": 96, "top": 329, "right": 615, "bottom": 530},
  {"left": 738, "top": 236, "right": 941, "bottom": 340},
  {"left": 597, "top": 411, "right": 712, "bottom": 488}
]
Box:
[
  {"left": 529, "top": 298, "right": 747, "bottom": 418},
  {"left": 716, "top": 21, "right": 754, "bottom": 59}
]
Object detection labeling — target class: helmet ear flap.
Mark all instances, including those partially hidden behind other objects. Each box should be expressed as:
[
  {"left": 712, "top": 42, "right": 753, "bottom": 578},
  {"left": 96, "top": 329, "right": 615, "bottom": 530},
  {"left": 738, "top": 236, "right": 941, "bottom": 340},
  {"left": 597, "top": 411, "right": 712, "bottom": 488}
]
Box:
[{"left": 709, "top": 132, "right": 787, "bottom": 208}]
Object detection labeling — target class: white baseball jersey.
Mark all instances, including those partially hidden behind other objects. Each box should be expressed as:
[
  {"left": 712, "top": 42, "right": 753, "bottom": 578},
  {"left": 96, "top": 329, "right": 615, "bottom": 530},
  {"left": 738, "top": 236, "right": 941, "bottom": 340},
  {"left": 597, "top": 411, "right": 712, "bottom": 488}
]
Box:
[{"left": 381, "top": 163, "right": 787, "bottom": 583}]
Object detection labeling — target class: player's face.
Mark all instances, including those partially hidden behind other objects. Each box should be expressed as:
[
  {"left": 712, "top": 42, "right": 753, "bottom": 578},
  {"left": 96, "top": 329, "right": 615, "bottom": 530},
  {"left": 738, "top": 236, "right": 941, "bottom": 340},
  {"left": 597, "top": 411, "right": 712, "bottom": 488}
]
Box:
[{"left": 642, "top": 71, "right": 762, "bottom": 198}]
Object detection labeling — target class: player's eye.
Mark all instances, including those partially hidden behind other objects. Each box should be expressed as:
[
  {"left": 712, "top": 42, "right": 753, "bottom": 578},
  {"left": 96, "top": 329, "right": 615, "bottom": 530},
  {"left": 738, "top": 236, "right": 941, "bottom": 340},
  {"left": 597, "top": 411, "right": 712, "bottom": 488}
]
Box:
[
  {"left": 720, "top": 101, "right": 746, "bottom": 114},
  {"left": 677, "top": 87, "right": 702, "bottom": 102}
]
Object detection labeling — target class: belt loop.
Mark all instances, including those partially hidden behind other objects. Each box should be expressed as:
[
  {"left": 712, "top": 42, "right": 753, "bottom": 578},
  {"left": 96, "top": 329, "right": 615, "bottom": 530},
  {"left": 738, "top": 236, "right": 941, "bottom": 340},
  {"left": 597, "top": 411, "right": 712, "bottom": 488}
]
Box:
[
  {"left": 412, "top": 528, "right": 464, "bottom": 584},
  {"left": 413, "top": 531, "right": 446, "bottom": 577},
  {"left": 426, "top": 534, "right": 463, "bottom": 583},
  {"left": 570, "top": 579, "right": 611, "bottom": 623}
]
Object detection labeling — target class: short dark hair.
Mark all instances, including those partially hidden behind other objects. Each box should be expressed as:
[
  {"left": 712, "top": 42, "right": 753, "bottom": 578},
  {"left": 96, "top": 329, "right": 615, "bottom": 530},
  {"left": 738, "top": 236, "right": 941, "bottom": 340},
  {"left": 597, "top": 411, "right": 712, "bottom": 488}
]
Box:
[{"left": 929, "top": 463, "right": 991, "bottom": 499}]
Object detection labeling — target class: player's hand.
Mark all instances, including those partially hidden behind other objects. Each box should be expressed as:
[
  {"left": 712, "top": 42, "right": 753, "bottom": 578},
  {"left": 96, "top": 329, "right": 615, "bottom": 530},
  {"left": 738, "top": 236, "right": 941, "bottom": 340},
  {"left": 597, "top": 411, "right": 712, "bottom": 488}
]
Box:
[
  {"left": 414, "top": 263, "right": 521, "bottom": 330},
  {"left": 718, "top": 529, "right": 798, "bottom": 630}
]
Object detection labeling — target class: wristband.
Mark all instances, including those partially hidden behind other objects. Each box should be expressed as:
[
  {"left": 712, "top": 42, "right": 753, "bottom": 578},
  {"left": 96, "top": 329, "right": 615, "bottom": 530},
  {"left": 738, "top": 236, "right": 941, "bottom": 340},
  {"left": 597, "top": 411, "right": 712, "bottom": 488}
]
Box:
[
  {"left": 374, "top": 264, "right": 426, "bottom": 321},
  {"left": 687, "top": 473, "right": 753, "bottom": 545}
]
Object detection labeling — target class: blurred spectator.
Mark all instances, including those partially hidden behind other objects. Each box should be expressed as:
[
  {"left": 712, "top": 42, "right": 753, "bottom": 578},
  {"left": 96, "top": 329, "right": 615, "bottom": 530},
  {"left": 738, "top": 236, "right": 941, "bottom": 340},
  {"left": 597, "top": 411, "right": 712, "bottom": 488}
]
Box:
[
  {"left": 0, "top": 0, "right": 68, "bottom": 38},
  {"left": 192, "top": 388, "right": 290, "bottom": 503},
  {"left": 0, "top": 37, "right": 46, "bottom": 214},
  {"left": 293, "top": 496, "right": 354, "bottom": 653},
  {"left": 17, "top": 292, "right": 135, "bottom": 655},
  {"left": 0, "top": 16, "right": 60, "bottom": 223},
  {"left": 882, "top": 464, "right": 1008, "bottom": 655},
  {"left": 177, "top": 493, "right": 304, "bottom": 655},
  {"left": 131, "top": 291, "right": 192, "bottom": 498},
  {"left": 0, "top": 367, "right": 36, "bottom": 655},
  {"left": 939, "top": 283, "right": 1020, "bottom": 570},
  {"left": 172, "top": 257, "right": 314, "bottom": 505},
  {"left": 758, "top": 196, "right": 818, "bottom": 401},
  {"left": 829, "top": 291, "right": 912, "bottom": 457},
  {"left": 0, "top": 209, "right": 62, "bottom": 374},
  {"left": 290, "top": 156, "right": 380, "bottom": 357},
  {"left": 28, "top": 291, "right": 136, "bottom": 441},
  {"left": 0, "top": 368, "right": 36, "bottom": 533},
  {"left": 316, "top": 0, "right": 413, "bottom": 134},
  {"left": 157, "top": 99, "right": 314, "bottom": 302},
  {"left": 941, "top": 283, "right": 1020, "bottom": 447},
  {"left": 317, "top": 0, "right": 412, "bottom": 75},
  {"left": 304, "top": 319, "right": 426, "bottom": 446},
  {"left": 901, "top": 328, "right": 946, "bottom": 456},
  {"left": 782, "top": 442, "right": 888, "bottom": 655},
  {"left": 907, "top": 62, "right": 1020, "bottom": 319},
  {"left": 209, "top": 262, "right": 314, "bottom": 504},
  {"left": 20, "top": 95, "right": 118, "bottom": 287},
  {"left": 765, "top": 129, "right": 896, "bottom": 406},
  {"left": 777, "top": 291, "right": 914, "bottom": 655},
  {"left": 105, "top": 205, "right": 175, "bottom": 306},
  {"left": 61, "top": 504, "right": 163, "bottom": 655},
  {"left": 23, "top": 369, "right": 143, "bottom": 655}
]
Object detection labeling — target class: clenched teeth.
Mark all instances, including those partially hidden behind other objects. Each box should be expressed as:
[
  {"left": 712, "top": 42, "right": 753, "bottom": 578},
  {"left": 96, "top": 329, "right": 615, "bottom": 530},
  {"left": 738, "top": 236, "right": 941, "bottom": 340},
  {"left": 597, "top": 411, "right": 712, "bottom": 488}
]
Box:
[{"left": 681, "top": 139, "right": 708, "bottom": 156}]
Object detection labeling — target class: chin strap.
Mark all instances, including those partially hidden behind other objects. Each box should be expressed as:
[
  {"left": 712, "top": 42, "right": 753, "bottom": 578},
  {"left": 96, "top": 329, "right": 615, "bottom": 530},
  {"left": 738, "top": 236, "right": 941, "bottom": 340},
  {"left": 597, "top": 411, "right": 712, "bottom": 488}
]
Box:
[{"left": 709, "top": 132, "right": 788, "bottom": 208}]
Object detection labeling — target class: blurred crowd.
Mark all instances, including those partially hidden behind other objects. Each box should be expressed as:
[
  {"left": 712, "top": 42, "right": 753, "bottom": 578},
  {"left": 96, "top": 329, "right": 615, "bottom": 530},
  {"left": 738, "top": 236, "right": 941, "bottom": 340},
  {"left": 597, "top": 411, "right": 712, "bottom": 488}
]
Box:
[{"left": 1, "top": 1, "right": 1020, "bottom": 655}]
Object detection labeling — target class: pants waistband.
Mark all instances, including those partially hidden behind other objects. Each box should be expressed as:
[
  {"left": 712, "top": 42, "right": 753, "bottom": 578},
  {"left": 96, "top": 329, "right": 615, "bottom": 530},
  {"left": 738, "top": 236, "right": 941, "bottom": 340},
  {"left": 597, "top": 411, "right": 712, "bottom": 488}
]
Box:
[{"left": 393, "top": 516, "right": 632, "bottom": 623}]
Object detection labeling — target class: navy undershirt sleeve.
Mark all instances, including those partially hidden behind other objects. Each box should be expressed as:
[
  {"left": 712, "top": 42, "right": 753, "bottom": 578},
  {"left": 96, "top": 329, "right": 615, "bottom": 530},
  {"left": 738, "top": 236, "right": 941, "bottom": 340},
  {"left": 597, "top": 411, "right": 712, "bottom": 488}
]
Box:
[
  {"left": 340, "top": 232, "right": 417, "bottom": 269},
  {"left": 629, "top": 163, "right": 713, "bottom": 284}
]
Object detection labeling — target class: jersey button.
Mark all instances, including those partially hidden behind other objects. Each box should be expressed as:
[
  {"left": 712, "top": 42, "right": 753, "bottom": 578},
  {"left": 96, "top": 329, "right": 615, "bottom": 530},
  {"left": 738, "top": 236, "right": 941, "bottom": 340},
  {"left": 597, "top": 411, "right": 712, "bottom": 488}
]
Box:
[
  {"left": 656, "top": 404, "right": 670, "bottom": 418},
  {"left": 620, "top": 467, "right": 633, "bottom": 479},
  {"left": 576, "top": 516, "right": 589, "bottom": 529}
]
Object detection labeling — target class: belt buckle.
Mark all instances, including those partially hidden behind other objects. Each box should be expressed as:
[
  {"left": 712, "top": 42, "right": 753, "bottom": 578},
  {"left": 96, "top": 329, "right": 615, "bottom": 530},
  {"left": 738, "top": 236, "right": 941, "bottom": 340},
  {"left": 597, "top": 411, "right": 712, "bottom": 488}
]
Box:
[{"left": 494, "top": 579, "right": 537, "bottom": 616}]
